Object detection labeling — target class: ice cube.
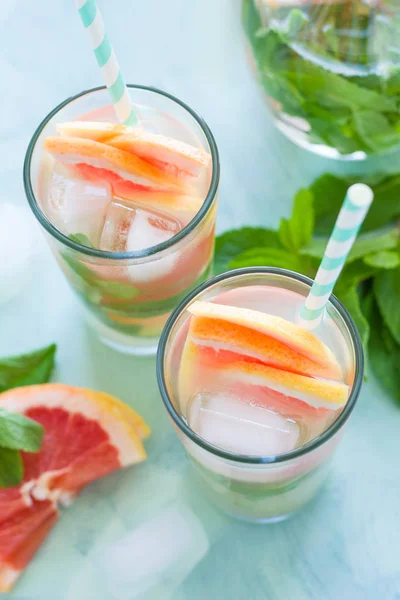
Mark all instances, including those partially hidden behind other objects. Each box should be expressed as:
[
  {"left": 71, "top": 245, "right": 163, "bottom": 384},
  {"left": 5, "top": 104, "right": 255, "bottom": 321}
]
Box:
[
  {"left": 189, "top": 393, "right": 299, "bottom": 456},
  {"left": 99, "top": 200, "right": 135, "bottom": 252},
  {"left": 95, "top": 503, "right": 209, "bottom": 600},
  {"left": 47, "top": 163, "right": 111, "bottom": 245},
  {"left": 127, "top": 207, "right": 180, "bottom": 283}
]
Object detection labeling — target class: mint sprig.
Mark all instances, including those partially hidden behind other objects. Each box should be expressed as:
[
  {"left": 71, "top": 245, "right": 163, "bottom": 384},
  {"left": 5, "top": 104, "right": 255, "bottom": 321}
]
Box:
[
  {"left": 0, "top": 344, "right": 57, "bottom": 488},
  {"left": 243, "top": 0, "right": 400, "bottom": 156},
  {"left": 214, "top": 172, "right": 400, "bottom": 403}
]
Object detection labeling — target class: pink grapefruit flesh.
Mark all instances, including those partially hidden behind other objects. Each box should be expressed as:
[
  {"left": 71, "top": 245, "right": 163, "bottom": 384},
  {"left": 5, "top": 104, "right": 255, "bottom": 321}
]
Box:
[
  {"left": 44, "top": 136, "right": 186, "bottom": 193},
  {"left": 189, "top": 315, "right": 343, "bottom": 381},
  {"left": 0, "top": 384, "right": 149, "bottom": 591},
  {"left": 188, "top": 301, "right": 342, "bottom": 373}
]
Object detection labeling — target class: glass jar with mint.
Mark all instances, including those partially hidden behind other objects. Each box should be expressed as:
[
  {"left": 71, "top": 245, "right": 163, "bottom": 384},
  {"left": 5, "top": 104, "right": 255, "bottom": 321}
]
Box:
[{"left": 243, "top": 0, "right": 400, "bottom": 160}]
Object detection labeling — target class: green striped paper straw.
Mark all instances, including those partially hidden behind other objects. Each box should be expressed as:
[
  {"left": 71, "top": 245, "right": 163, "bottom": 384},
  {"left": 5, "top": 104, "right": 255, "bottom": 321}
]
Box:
[
  {"left": 299, "top": 183, "right": 374, "bottom": 330},
  {"left": 76, "top": 0, "right": 138, "bottom": 126}
]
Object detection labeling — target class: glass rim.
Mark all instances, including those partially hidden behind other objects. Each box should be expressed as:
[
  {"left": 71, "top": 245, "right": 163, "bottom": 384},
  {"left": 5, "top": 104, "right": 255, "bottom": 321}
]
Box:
[
  {"left": 23, "top": 84, "right": 220, "bottom": 260},
  {"left": 156, "top": 267, "right": 364, "bottom": 465}
]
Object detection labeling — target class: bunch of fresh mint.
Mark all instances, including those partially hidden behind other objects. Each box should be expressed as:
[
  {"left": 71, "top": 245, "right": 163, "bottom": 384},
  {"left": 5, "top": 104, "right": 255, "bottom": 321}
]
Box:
[
  {"left": 214, "top": 172, "right": 400, "bottom": 402},
  {"left": 242, "top": 0, "right": 400, "bottom": 155},
  {"left": 0, "top": 344, "right": 56, "bottom": 487}
]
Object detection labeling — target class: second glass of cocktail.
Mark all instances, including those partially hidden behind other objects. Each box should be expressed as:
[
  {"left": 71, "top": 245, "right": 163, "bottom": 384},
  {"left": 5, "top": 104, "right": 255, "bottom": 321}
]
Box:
[
  {"left": 157, "top": 268, "right": 364, "bottom": 522},
  {"left": 24, "top": 85, "right": 219, "bottom": 354}
]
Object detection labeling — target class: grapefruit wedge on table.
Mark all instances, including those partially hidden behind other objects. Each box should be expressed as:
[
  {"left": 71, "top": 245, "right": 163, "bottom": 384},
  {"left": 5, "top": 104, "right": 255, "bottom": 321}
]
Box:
[{"left": 0, "top": 384, "right": 149, "bottom": 592}]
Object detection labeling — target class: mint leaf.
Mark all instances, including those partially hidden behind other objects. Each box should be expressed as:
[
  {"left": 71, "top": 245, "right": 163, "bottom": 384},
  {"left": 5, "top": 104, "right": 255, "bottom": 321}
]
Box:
[
  {"left": 334, "top": 261, "right": 377, "bottom": 297},
  {"left": 353, "top": 111, "right": 399, "bottom": 153},
  {"left": 374, "top": 269, "right": 400, "bottom": 345},
  {"left": 214, "top": 228, "right": 281, "bottom": 275},
  {"left": 229, "top": 247, "right": 311, "bottom": 273},
  {"left": 95, "top": 280, "right": 140, "bottom": 300},
  {"left": 367, "top": 296, "right": 400, "bottom": 403},
  {"left": 68, "top": 233, "right": 94, "bottom": 248},
  {"left": 301, "top": 229, "right": 398, "bottom": 263},
  {"left": 336, "top": 287, "right": 369, "bottom": 351},
  {"left": 364, "top": 250, "right": 400, "bottom": 270},
  {"left": 279, "top": 189, "right": 314, "bottom": 252},
  {"left": 63, "top": 253, "right": 140, "bottom": 301},
  {"left": 312, "top": 174, "right": 400, "bottom": 235},
  {"left": 0, "top": 344, "right": 56, "bottom": 394},
  {"left": 0, "top": 409, "right": 44, "bottom": 452},
  {"left": 0, "top": 447, "right": 23, "bottom": 488}
]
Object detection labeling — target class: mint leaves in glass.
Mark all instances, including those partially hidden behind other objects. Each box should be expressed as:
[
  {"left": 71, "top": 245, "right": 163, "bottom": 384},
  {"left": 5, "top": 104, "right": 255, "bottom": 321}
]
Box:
[{"left": 242, "top": 0, "right": 400, "bottom": 159}]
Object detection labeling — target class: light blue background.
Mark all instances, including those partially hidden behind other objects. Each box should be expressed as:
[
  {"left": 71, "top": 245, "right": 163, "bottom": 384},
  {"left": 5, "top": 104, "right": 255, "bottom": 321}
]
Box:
[{"left": 1, "top": 1, "right": 400, "bottom": 598}]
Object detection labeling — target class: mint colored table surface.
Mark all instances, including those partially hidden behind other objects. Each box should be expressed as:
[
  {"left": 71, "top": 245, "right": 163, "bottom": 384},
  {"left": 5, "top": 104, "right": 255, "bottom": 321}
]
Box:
[{"left": 2, "top": 1, "right": 400, "bottom": 598}]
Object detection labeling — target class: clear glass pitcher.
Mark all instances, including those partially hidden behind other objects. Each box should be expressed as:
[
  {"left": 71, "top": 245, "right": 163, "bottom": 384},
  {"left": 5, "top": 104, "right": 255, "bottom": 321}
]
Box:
[{"left": 243, "top": 0, "right": 400, "bottom": 160}]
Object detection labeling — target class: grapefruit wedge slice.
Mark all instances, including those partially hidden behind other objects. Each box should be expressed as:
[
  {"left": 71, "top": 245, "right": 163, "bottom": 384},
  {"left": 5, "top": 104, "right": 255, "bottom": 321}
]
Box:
[
  {"left": 188, "top": 315, "right": 343, "bottom": 381},
  {"left": 108, "top": 131, "right": 211, "bottom": 179},
  {"left": 44, "top": 136, "right": 186, "bottom": 194},
  {"left": 188, "top": 302, "right": 341, "bottom": 373},
  {"left": 0, "top": 384, "right": 149, "bottom": 591},
  {"left": 221, "top": 361, "right": 349, "bottom": 410},
  {"left": 56, "top": 122, "right": 211, "bottom": 178},
  {"left": 112, "top": 185, "right": 203, "bottom": 224}
]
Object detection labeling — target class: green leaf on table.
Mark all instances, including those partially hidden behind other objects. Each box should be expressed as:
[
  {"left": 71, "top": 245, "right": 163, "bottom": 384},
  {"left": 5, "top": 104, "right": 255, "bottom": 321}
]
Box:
[
  {"left": 367, "top": 296, "right": 400, "bottom": 403},
  {"left": 336, "top": 287, "right": 370, "bottom": 351},
  {"left": 334, "top": 261, "right": 377, "bottom": 297},
  {"left": 374, "top": 268, "right": 400, "bottom": 345},
  {"left": 0, "top": 344, "right": 56, "bottom": 394},
  {"left": 364, "top": 250, "right": 400, "bottom": 270},
  {"left": 68, "top": 233, "right": 94, "bottom": 248},
  {"left": 95, "top": 280, "right": 140, "bottom": 300},
  {"left": 0, "top": 409, "right": 44, "bottom": 452},
  {"left": 229, "top": 247, "right": 311, "bottom": 273},
  {"left": 0, "top": 447, "right": 23, "bottom": 488},
  {"left": 301, "top": 228, "right": 398, "bottom": 263},
  {"left": 278, "top": 189, "right": 314, "bottom": 252},
  {"left": 214, "top": 227, "right": 281, "bottom": 275},
  {"left": 311, "top": 173, "right": 400, "bottom": 235}
]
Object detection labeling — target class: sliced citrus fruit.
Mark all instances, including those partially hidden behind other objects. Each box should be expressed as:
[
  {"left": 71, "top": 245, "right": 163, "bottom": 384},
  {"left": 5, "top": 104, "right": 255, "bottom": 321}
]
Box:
[
  {"left": 108, "top": 130, "right": 211, "bottom": 178},
  {"left": 113, "top": 185, "right": 203, "bottom": 225},
  {"left": 0, "top": 499, "right": 59, "bottom": 592},
  {"left": 43, "top": 136, "right": 186, "bottom": 194},
  {"left": 220, "top": 361, "right": 349, "bottom": 410},
  {"left": 57, "top": 120, "right": 126, "bottom": 142},
  {"left": 56, "top": 122, "right": 211, "bottom": 178},
  {"left": 188, "top": 315, "right": 343, "bottom": 381},
  {"left": 188, "top": 301, "right": 341, "bottom": 373},
  {"left": 0, "top": 384, "right": 149, "bottom": 591}
]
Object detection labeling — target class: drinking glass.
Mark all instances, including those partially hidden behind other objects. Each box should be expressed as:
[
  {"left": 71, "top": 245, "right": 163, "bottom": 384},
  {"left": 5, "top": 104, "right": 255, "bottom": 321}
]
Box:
[
  {"left": 24, "top": 85, "right": 219, "bottom": 355},
  {"left": 157, "top": 268, "right": 363, "bottom": 522}
]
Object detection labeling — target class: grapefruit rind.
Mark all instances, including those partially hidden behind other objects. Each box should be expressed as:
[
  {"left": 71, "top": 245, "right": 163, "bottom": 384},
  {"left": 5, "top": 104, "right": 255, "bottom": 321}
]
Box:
[
  {"left": 44, "top": 136, "right": 186, "bottom": 193},
  {"left": 56, "top": 121, "right": 211, "bottom": 177},
  {"left": 0, "top": 384, "right": 150, "bottom": 591},
  {"left": 222, "top": 361, "right": 349, "bottom": 410},
  {"left": 0, "top": 384, "right": 147, "bottom": 466},
  {"left": 189, "top": 315, "right": 343, "bottom": 381},
  {"left": 188, "top": 301, "right": 341, "bottom": 372}
]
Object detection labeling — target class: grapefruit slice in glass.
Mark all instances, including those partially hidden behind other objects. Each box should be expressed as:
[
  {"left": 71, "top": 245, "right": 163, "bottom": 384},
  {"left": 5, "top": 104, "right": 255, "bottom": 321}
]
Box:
[{"left": 0, "top": 384, "right": 149, "bottom": 591}]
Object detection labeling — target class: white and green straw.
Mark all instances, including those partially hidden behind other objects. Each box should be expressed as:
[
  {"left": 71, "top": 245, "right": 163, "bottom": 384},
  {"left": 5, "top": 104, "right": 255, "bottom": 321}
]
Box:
[
  {"left": 76, "top": 0, "right": 138, "bottom": 126},
  {"left": 299, "top": 183, "right": 374, "bottom": 330}
]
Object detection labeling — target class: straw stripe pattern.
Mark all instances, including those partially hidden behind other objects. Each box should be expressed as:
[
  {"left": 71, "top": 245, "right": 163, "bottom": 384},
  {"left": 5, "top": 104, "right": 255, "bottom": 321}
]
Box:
[
  {"left": 299, "top": 184, "right": 374, "bottom": 330},
  {"left": 76, "top": 0, "right": 137, "bottom": 125}
]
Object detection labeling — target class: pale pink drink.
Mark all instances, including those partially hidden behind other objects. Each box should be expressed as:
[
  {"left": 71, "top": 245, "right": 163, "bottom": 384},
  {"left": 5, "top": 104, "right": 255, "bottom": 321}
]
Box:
[
  {"left": 157, "top": 268, "right": 363, "bottom": 522},
  {"left": 24, "top": 86, "right": 219, "bottom": 354}
]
